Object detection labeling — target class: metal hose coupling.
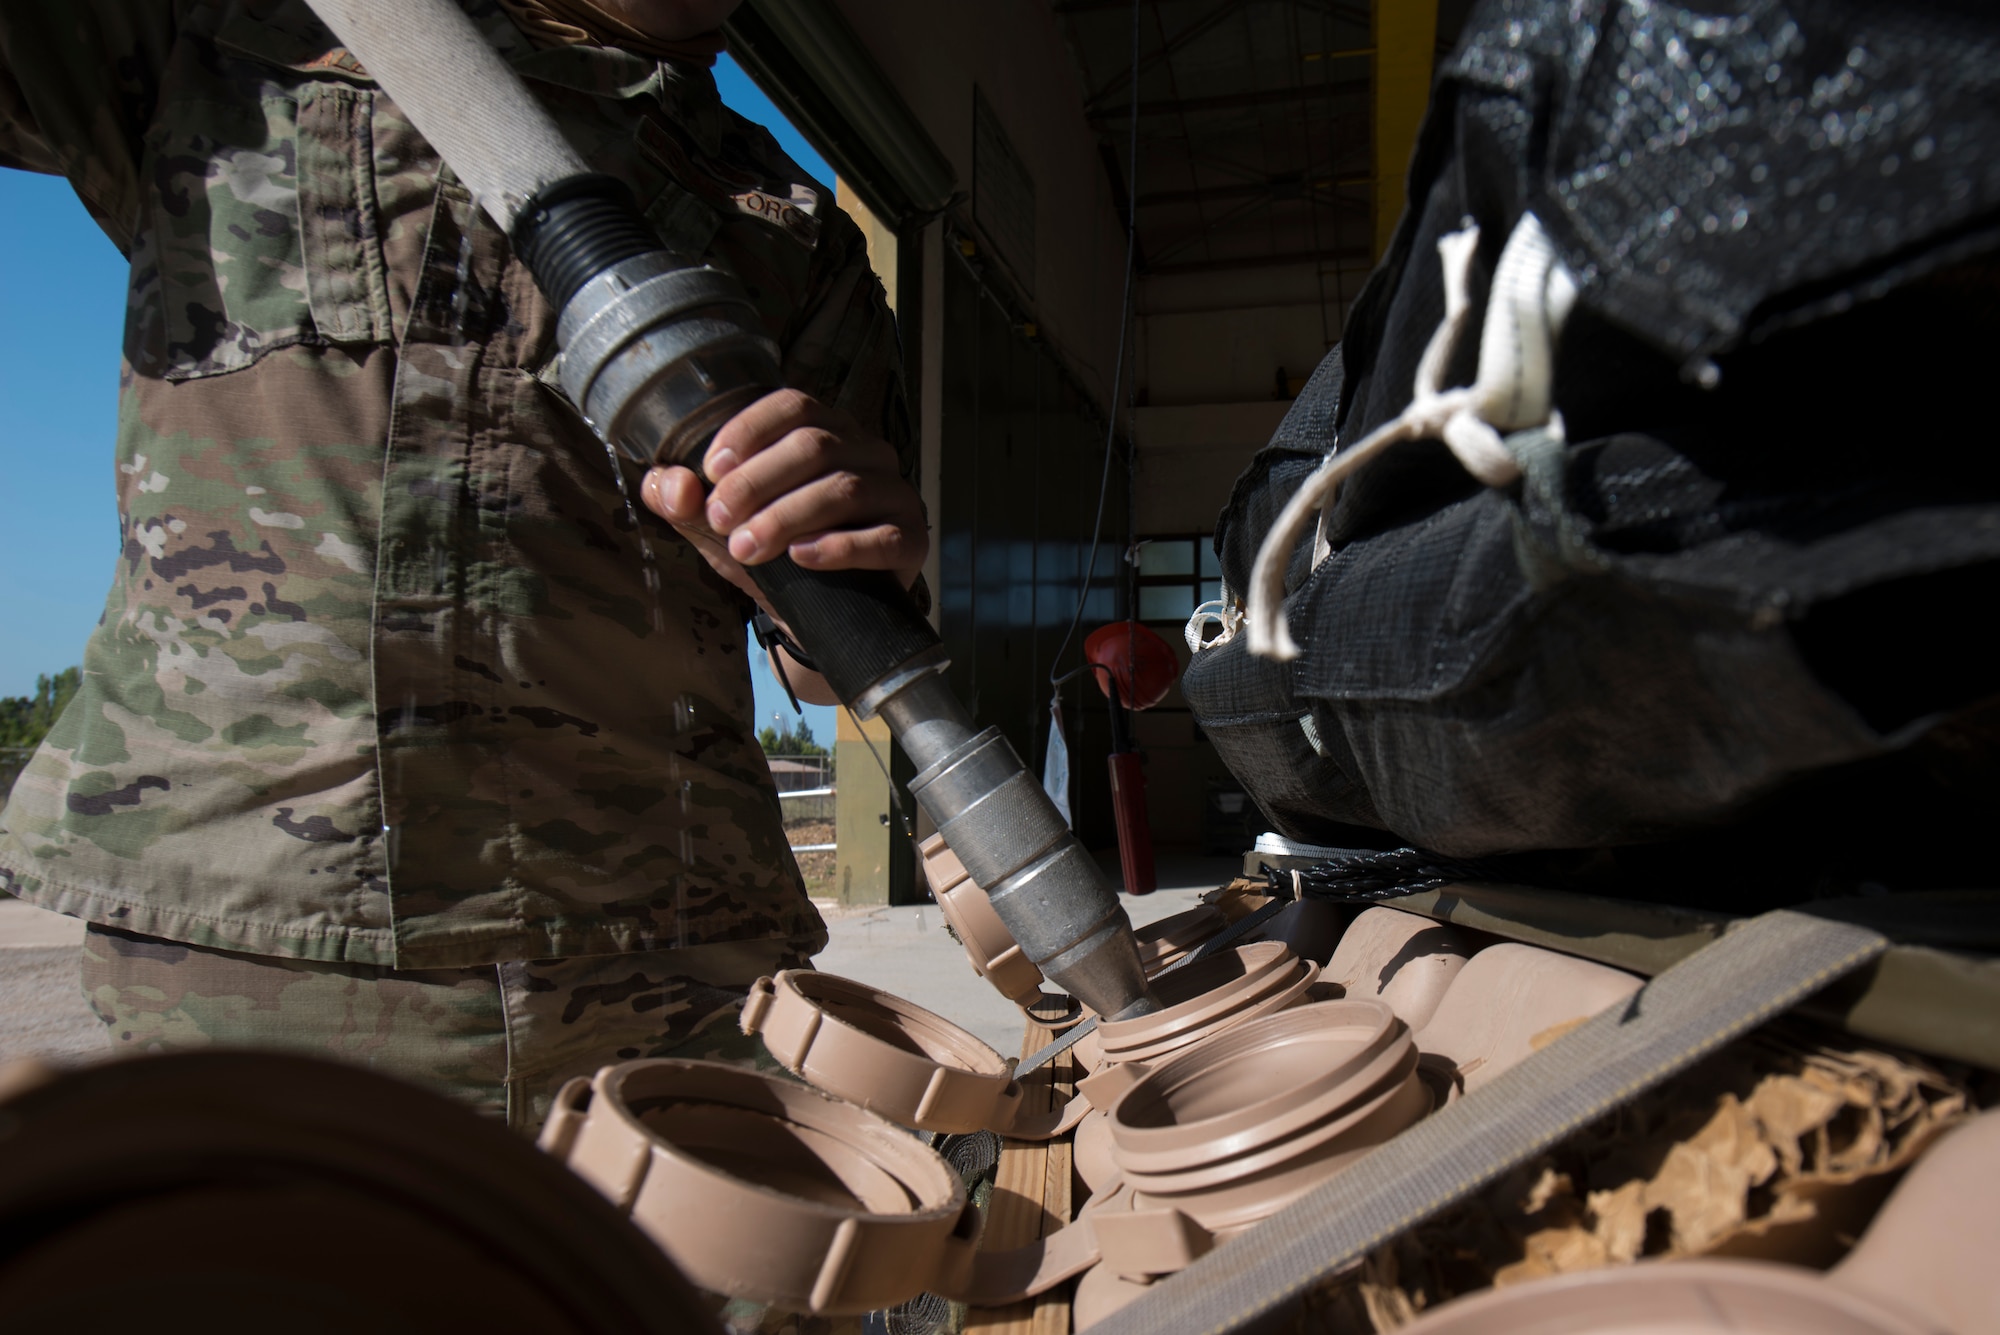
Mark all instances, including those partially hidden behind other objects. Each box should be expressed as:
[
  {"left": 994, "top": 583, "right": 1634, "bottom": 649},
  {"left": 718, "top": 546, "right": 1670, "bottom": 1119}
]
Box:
[
  {"left": 514, "top": 177, "right": 785, "bottom": 467},
  {"left": 881, "top": 674, "right": 1156, "bottom": 1022}
]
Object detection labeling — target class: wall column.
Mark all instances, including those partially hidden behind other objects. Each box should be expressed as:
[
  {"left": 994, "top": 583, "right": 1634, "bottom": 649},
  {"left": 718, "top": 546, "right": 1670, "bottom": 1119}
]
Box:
[
  {"left": 824, "top": 201, "right": 935, "bottom": 908},
  {"left": 1372, "top": 0, "right": 1438, "bottom": 259},
  {"left": 833, "top": 708, "right": 914, "bottom": 905}
]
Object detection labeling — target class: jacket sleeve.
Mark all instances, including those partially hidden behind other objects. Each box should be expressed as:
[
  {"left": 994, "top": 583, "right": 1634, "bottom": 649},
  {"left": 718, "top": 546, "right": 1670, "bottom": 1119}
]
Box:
[
  {"left": 783, "top": 206, "right": 916, "bottom": 480},
  {"left": 0, "top": 0, "right": 176, "bottom": 254}
]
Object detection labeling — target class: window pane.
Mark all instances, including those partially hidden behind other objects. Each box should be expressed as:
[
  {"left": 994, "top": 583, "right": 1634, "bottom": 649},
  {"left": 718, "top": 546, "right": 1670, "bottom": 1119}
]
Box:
[
  {"left": 1200, "top": 580, "right": 1222, "bottom": 605},
  {"left": 1199, "top": 542, "right": 1221, "bottom": 578},
  {"left": 1140, "top": 584, "right": 1194, "bottom": 622},
  {"left": 1137, "top": 539, "right": 1194, "bottom": 577}
]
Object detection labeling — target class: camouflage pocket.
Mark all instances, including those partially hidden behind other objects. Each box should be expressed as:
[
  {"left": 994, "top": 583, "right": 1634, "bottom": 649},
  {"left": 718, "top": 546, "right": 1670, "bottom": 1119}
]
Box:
[{"left": 124, "top": 20, "right": 393, "bottom": 381}]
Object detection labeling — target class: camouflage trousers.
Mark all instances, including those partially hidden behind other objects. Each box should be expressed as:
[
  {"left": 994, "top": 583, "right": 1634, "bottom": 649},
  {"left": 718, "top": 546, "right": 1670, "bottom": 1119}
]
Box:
[{"left": 81, "top": 924, "right": 808, "bottom": 1132}]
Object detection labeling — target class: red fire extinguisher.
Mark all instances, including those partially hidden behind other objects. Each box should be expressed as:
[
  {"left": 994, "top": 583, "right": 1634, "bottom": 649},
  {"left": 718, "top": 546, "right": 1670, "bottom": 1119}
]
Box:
[{"left": 1084, "top": 622, "right": 1178, "bottom": 896}]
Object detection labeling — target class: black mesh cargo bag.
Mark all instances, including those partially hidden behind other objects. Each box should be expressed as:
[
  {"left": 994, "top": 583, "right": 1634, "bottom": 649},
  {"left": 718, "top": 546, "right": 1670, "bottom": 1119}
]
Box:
[{"left": 1187, "top": 0, "right": 2000, "bottom": 897}]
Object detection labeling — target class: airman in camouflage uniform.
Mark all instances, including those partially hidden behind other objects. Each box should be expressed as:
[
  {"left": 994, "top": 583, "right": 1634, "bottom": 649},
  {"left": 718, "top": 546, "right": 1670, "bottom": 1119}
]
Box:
[{"left": 0, "top": 0, "right": 914, "bottom": 1128}]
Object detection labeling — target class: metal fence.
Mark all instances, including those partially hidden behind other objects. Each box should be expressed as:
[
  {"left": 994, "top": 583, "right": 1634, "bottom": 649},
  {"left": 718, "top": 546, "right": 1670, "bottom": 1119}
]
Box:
[
  {"left": 769, "top": 754, "right": 836, "bottom": 853},
  {"left": 779, "top": 785, "right": 836, "bottom": 852},
  {"left": 778, "top": 786, "right": 835, "bottom": 824},
  {"left": 765, "top": 753, "right": 831, "bottom": 792}
]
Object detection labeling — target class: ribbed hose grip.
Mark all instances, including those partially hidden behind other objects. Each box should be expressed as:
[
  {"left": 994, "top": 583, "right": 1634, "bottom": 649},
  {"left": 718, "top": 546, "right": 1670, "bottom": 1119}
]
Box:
[
  {"left": 513, "top": 175, "right": 664, "bottom": 313},
  {"left": 744, "top": 557, "right": 942, "bottom": 707}
]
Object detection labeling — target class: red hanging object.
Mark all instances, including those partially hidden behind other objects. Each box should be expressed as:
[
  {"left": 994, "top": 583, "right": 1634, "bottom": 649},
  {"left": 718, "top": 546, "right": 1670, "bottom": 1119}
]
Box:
[
  {"left": 1106, "top": 750, "right": 1156, "bottom": 897},
  {"left": 1083, "top": 621, "right": 1178, "bottom": 712},
  {"left": 1082, "top": 621, "right": 1176, "bottom": 896}
]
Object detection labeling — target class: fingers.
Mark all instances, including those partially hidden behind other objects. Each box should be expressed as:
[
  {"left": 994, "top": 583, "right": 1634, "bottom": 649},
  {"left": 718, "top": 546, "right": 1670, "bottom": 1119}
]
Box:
[
  {"left": 703, "top": 388, "right": 835, "bottom": 483},
  {"left": 694, "top": 389, "right": 928, "bottom": 583},
  {"left": 701, "top": 392, "right": 894, "bottom": 533},
  {"left": 787, "top": 519, "right": 928, "bottom": 575},
  {"left": 640, "top": 465, "right": 774, "bottom": 614},
  {"left": 640, "top": 463, "right": 707, "bottom": 529},
  {"left": 723, "top": 469, "right": 928, "bottom": 572}
]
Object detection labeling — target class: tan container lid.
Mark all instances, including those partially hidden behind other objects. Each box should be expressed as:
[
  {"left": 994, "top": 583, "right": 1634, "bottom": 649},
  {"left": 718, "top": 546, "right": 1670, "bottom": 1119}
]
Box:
[
  {"left": 542, "top": 1059, "right": 981, "bottom": 1315},
  {"left": 1095, "top": 941, "right": 1319, "bottom": 1068},
  {"left": 922, "top": 832, "right": 1046, "bottom": 1006},
  {"left": 740, "top": 970, "right": 1082, "bottom": 1139}
]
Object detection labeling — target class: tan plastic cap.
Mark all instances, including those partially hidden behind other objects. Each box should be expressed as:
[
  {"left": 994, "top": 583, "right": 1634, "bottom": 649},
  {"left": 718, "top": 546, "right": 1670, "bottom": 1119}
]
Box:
[
  {"left": 542, "top": 1058, "right": 981, "bottom": 1315},
  {"left": 922, "top": 832, "right": 1047, "bottom": 1006},
  {"left": 739, "top": 969, "right": 1078, "bottom": 1139}
]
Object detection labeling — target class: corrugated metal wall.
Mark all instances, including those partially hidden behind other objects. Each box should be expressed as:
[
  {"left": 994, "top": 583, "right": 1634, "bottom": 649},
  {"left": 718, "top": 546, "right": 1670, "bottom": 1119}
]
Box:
[{"left": 937, "top": 249, "right": 1130, "bottom": 852}]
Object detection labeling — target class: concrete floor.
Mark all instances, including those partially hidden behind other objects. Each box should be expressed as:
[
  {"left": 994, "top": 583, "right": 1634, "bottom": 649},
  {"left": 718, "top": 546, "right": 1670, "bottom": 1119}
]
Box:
[
  {"left": 0, "top": 854, "right": 1243, "bottom": 1069},
  {"left": 0, "top": 896, "right": 104, "bottom": 1067},
  {"left": 814, "top": 855, "right": 1241, "bottom": 1056}
]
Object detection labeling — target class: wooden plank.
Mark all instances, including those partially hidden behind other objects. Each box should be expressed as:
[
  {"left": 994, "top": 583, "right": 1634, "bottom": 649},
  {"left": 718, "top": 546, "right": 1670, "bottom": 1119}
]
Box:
[
  {"left": 966, "top": 1012, "right": 1055, "bottom": 1335},
  {"left": 966, "top": 1012, "right": 1080, "bottom": 1335},
  {"left": 1029, "top": 1041, "right": 1079, "bottom": 1335}
]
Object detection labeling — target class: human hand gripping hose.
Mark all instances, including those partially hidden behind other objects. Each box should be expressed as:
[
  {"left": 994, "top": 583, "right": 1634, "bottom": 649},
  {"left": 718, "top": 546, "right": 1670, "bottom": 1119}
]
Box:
[{"left": 300, "top": 0, "right": 1157, "bottom": 1021}]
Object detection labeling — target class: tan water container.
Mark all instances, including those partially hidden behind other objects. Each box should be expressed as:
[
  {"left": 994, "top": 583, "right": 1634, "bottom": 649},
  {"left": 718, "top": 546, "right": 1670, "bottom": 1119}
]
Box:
[
  {"left": 1071, "top": 941, "right": 1323, "bottom": 1179},
  {"left": 1416, "top": 942, "right": 1642, "bottom": 1093},
  {"left": 1132, "top": 903, "right": 1232, "bottom": 975},
  {"left": 1830, "top": 1107, "right": 2000, "bottom": 1334},
  {"left": 1389, "top": 1259, "right": 1936, "bottom": 1335},
  {"left": 1090, "top": 940, "right": 1320, "bottom": 1069},
  {"left": 1324, "top": 905, "right": 1483, "bottom": 1029},
  {"left": 1073, "top": 999, "right": 1431, "bottom": 1325}
]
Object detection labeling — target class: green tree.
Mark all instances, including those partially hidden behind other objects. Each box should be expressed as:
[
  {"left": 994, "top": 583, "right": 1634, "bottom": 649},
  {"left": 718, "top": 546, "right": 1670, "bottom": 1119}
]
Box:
[
  {"left": 0, "top": 668, "right": 81, "bottom": 749},
  {"left": 756, "top": 716, "right": 829, "bottom": 758}
]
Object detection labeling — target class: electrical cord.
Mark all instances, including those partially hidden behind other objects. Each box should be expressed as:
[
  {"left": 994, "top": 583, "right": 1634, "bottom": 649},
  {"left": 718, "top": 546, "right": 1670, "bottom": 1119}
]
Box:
[
  {"left": 1047, "top": 0, "right": 1143, "bottom": 702},
  {"left": 751, "top": 610, "right": 819, "bottom": 713}
]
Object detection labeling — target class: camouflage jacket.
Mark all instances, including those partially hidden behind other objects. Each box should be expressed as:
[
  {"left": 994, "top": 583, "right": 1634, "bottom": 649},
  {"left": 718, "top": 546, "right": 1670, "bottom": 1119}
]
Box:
[{"left": 0, "top": 0, "right": 908, "bottom": 968}]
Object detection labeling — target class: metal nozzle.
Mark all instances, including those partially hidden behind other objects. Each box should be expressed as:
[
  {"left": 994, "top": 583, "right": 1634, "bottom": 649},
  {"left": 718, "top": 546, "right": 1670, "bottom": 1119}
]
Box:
[{"left": 881, "top": 674, "right": 1158, "bottom": 1020}]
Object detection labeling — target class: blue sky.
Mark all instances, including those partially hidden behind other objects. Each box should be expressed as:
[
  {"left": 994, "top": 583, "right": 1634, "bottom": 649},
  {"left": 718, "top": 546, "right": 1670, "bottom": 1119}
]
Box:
[{"left": 0, "top": 53, "right": 838, "bottom": 744}]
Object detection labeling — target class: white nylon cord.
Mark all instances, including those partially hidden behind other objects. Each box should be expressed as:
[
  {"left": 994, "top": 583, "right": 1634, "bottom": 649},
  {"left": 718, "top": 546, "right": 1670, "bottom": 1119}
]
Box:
[
  {"left": 1184, "top": 596, "right": 1243, "bottom": 653},
  {"left": 1244, "top": 212, "right": 1580, "bottom": 661}
]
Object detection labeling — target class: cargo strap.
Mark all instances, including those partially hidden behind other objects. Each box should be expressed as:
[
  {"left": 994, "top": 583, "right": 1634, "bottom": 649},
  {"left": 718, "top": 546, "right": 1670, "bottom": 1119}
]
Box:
[{"left": 1087, "top": 907, "right": 1890, "bottom": 1335}]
